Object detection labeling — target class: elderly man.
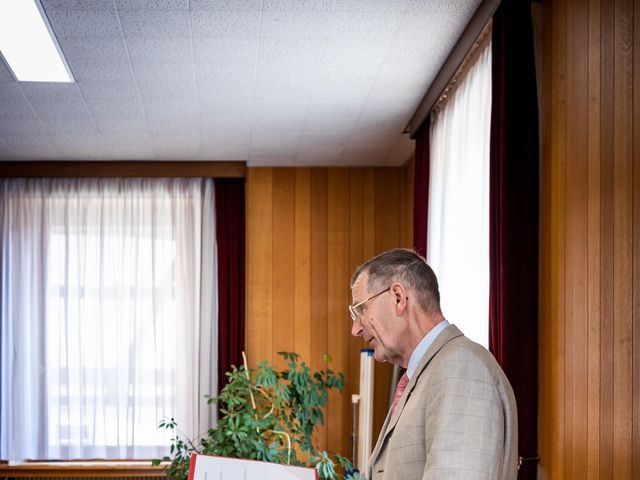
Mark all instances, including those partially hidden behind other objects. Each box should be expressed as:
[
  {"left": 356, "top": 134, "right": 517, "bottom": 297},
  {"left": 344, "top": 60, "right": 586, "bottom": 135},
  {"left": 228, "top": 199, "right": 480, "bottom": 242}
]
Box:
[{"left": 350, "top": 248, "right": 518, "bottom": 480}]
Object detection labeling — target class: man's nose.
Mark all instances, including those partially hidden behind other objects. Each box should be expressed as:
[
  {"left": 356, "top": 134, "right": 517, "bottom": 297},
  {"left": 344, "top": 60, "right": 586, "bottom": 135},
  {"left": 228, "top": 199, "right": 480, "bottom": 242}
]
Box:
[{"left": 351, "top": 320, "right": 362, "bottom": 337}]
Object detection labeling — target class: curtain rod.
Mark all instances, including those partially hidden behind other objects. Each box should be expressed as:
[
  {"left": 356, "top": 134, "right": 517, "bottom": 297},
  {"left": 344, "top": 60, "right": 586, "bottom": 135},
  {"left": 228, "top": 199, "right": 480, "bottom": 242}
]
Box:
[{"left": 404, "top": 0, "right": 501, "bottom": 139}]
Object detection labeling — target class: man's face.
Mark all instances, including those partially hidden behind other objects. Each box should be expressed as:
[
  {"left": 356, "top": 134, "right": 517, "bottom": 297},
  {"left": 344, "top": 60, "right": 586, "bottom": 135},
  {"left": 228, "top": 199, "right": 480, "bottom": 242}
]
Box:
[{"left": 350, "top": 273, "right": 401, "bottom": 364}]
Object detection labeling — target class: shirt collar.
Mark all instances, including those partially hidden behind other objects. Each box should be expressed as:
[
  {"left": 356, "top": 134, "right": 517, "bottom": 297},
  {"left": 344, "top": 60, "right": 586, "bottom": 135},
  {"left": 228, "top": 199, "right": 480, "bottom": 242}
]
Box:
[{"left": 406, "top": 319, "right": 450, "bottom": 379}]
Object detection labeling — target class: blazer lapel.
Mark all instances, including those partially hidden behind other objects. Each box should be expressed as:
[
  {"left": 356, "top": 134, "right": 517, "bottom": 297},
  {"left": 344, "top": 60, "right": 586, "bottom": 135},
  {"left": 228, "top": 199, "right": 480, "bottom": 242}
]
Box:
[{"left": 367, "top": 324, "right": 464, "bottom": 471}]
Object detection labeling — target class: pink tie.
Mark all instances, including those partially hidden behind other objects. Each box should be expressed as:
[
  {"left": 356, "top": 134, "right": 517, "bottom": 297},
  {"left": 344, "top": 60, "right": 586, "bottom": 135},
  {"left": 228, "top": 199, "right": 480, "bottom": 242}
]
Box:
[{"left": 390, "top": 373, "right": 409, "bottom": 416}]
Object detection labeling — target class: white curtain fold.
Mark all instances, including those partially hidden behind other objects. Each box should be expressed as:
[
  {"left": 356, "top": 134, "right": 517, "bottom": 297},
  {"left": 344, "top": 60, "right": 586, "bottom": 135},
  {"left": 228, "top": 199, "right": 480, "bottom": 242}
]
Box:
[
  {"left": 427, "top": 35, "right": 492, "bottom": 348},
  {"left": 0, "top": 177, "right": 217, "bottom": 460}
]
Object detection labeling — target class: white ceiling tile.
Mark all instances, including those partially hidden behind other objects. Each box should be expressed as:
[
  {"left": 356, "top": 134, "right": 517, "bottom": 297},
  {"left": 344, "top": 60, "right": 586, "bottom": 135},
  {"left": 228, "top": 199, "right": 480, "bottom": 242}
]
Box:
[
  {"left": 249, "top": 146, "right": 296, "bottom": 160},
  {"left": 78, "top": 78, "right": 140, "bottom": 99},
  {"left": 321, "top": 38, "right": 389, "bottom": 71},
  {"left": 348, "top": 132, "right": 399, "bottom": 149},
  {"left": 201, "top": 125, "right": 251, "bottom": 146},
  {"left": 260, "top": 11, "right": 333, "bottom": 38},
  {"left": 70, "top": 58, "right": 134, "bottom": 82},
  {"left": 86, "top": 98, "right": 146, "bottom": 119},
  {"left": 93, "top": 118, "right": 148, "bottom": 133},
  {"left": 295, "top": 145, "right": 344, "bottom": 164},
  {"left": 385, "top": 134, "right": 414, "bottom": 166},
  {"left": 328, "top": 11, "right": 404, "bottom": 40},
  {"left": 201, "top": 146, "right": 249, "bottom": 160},
  {"left": 43, "top": 117, "right": 99, "bottom": 135},
  {"left": 1, "top": 134, "right": 55, "bottom": 149},
  {"left": 303, "top": 116, "right": 358, "bottom": 135},
  {"left": 0, "top": 118, "right": 47, "bottom": 135},
  {"left": 41, "top": 1, "right": 116, "bottom": 10},
  {"left": 46, "top": 9, "right": 123, "bottom": 37},
  {"left": 115, "top": 0, "right": 189, "bottom": 9},
  {"left": 0, "top": 61, "right": 15, "bottom": 81},
  {"left": 143, "top": 99, "right": 199, "bottom": 119},
  {"left": 193, "top": 37, "right": 258, "bottom": 65},
  {"left": 197, "top": 74, "right": 254, "bottom": 103},
  {"left": 191, "top": 10, "right": 261, "bottom": 37},
  {"left": 250, "top": 131, "right": 300, "bottom": 148},
  {"left": 343, "top": 145, "right": 392, "bottom": 164},
  {"left": 263, "top": 0, "right": 336, "bottom": 11},
  {"left": 0, "top": 99, "right": 37, "bottom": 120},
  {"left": 190, "top": 0, "right": 262, "bottom": 10},
  {"left": 126, "top": 37, "right": 192, "bottom": 63},
  {"left": 299, "top": 133, "right": 349, "bottom": 147},
  {"left": 118, "top": 10, "right": 190, "bottom": 37},
  {"left": 200, "top": 100, "right": 253, "bottom": 117},
  {"left": 58, "top": 36, "right": 129, "bottom": 61},
  {"left": 352, "top": 116, "right": 406, "bottom": 134},
  {"left": 253, "top": 102, "right": 307, "bottom": 120},
  {"left": 137, "top": 76, "right": 196, "bottom": 100},
  {"left": 335, "top": 0, "right": 410, "bottom": 11},
  {"left": 308, "top": 101, "right": 364, "bottom": 117},
  {"left": 254, "top": 81, "right": 311, "bottom": 103},
  {"left": 19, "top": 82, "right": 82, "bottom": 102},
  {"left": 408, "top": 0, "right": 481, "bottom": 14}
]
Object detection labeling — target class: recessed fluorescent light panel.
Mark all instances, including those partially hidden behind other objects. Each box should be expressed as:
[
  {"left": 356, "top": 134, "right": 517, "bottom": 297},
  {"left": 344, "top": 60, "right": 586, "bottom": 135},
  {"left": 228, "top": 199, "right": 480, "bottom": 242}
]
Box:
[{"left": 0, "top": 0, "right": 74, "bottom": 82}]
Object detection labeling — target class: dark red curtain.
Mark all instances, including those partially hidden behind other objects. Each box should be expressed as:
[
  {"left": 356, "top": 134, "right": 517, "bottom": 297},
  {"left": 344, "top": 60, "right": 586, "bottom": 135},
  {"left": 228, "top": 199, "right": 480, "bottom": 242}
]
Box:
[
  {"left": 214, "top": 178, "right": 245, "bottom": 394},
  {"left": 413, "top": 118, "right": 431, "bottom": 258},
  {"left": 489, "top": 1, "right": 539, "bottom": 478}
]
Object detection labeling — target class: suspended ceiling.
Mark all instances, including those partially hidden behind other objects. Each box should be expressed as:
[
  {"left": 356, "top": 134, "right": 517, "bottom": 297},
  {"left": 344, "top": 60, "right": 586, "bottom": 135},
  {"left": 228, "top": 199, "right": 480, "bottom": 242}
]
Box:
[{"left": 0, "top": 0, "right": 482, "bottom": 166}]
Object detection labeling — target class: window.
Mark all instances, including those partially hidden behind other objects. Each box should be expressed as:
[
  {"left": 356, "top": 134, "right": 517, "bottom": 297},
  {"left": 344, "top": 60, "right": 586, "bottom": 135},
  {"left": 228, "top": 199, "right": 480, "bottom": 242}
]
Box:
[
  {"left": 0, "top": 178, "right": 217, "bottom": 460},
  {"left": 426, "top": 29, "right": 492, "bottom": 347}
]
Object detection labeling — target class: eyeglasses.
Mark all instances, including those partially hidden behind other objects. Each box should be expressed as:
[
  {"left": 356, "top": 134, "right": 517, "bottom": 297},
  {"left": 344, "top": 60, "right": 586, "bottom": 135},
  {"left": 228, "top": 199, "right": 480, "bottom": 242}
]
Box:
[{"left": 348, "top": 287, "right": 390, "bottom": 322}]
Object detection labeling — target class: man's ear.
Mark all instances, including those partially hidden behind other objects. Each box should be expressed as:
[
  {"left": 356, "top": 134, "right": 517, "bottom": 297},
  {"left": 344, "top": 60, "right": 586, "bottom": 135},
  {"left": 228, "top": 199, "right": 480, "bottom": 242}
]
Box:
[{"left": 390, "top": 282, "right": 408, "bottom": 314}]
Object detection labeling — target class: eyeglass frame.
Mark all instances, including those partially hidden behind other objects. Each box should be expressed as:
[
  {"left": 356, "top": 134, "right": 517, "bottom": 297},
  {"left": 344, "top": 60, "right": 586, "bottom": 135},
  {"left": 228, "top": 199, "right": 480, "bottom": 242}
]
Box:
[{"left": 348, "top": 287, "right": 391, "bottom": 322}]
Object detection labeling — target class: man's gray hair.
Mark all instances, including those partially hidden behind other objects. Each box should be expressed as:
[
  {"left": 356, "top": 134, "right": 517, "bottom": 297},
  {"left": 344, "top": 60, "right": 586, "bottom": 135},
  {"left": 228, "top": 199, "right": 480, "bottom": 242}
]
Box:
[{"left": 351, "top": 248, "right": 441, "bottom": 314}]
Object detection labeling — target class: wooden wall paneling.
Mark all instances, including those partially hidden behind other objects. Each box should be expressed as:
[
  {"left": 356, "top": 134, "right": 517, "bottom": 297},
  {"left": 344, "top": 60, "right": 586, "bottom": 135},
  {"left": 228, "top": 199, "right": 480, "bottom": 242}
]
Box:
[
  {"left": 326, "top": 168, "right": 351, "bottom": 459},
  {"left": 310, "top": 169, "right": 329, "bottom": 450},
  {"left": 537, "top": 0, "right": 553, "bottom": 474},
  {"left": 371, "top": 169, "right": 401, "bottom": 438},
  {"left": 599, "top": 0, "right": 616, "bottom": 476},
  {"left": 245, "top": 166, "right": 412, "bottom": 460},
  {"left": 538, "top": 0, "right": 640, "bottom": 477},
  {"left": 563, "top": 0, "right": 577, "bottom": 474},
  {"left": 273, "top": 169, "right": 296, "bottom": 370},
  {"left": 633, "top": 0, "right": 640, "bottom": 475},
  {"left": 570, "top": 1, "right": 590, "bottom": 477},
  {"left": 246, "top": 168, "right": 274, "bottom": 366},
  {"left": 612, "top": 1, "right": 634, "bottom": 477},
  {"left": 540, "top": 0, "right": 568, "bottom": 475},
  {"left": 586, "top": 0, "right": 602, "bottom": 477},
  {"left": 347, "top": 168, "right": 367, "bottom": 462},
  {"left": 294, "top": 169, "right": 312, "bottom": 368}
]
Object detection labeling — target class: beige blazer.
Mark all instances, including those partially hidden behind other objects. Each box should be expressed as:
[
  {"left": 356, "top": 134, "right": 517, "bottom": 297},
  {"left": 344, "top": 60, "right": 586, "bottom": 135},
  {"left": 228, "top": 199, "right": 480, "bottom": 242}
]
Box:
[{"left": 367, "top": 324, "right": 518, "bottom": 480}]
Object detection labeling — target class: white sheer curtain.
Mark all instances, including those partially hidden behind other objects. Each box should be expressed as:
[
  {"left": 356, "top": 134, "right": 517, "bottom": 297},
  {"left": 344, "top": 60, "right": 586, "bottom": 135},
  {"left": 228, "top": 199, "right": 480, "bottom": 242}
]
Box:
[
  {"left": 0, "top": 177, "right": 217, "bottom": 460},
  {"left": 426, "top": 34, "right": 492, "bottom": 347}
]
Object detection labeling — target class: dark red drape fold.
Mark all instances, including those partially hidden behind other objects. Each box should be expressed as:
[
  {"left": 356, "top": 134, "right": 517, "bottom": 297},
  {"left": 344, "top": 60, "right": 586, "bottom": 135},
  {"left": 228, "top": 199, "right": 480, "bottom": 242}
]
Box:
[
  {"left": 413, "top": 119, "right": 431, "bottom": 258},
  {"left": 489, "top": 1, "right": 539, "bottom": 478},
  {"left": 214, "top": 178, "right": 245, "bottom": 394}
]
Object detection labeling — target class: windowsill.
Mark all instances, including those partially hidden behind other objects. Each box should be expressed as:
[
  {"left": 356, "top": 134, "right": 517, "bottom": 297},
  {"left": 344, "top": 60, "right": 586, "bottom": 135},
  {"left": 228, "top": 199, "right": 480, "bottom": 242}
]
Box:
[{"left": 0, "top": 460, "right": 167, "bottom": 478}]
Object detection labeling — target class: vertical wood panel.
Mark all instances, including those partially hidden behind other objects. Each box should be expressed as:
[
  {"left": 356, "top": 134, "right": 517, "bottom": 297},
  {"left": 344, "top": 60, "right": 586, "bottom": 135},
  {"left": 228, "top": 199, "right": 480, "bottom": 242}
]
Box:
[
  {"left": 612, "top": 0, "right": 634, "bottom": 475},
  {"left": 246, "top": 168, "right": 274, "bottom": 366},
  {"left": 246, "top": 165, "right": 412, "bottom": 461},
  {"left": 273, "top": 169, "right": 296, "bottom": 370},
  {"left": 539, "top": 0, "right": 639, "bottom": 477},
  {"left": 327, "top": 168, "right": 350, "bottom": 458},
  {"left": 294, "top": 169, "right": 312, "bottom": 366},
  {"left": 310, "top": 169, "right": 329, "bottom": 450},
  {"left": 633, "top": 1, "right": 640, "bottom": 477},
  {"left": 586, "top": 0, "right": 602, "bottom": 478}
]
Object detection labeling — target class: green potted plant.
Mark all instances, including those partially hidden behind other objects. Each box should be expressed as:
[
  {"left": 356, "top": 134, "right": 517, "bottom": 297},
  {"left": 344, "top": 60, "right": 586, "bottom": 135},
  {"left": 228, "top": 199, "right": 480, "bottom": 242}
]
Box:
[{"left": 155, "top": 352, "right": 355, "bottom": 480}]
